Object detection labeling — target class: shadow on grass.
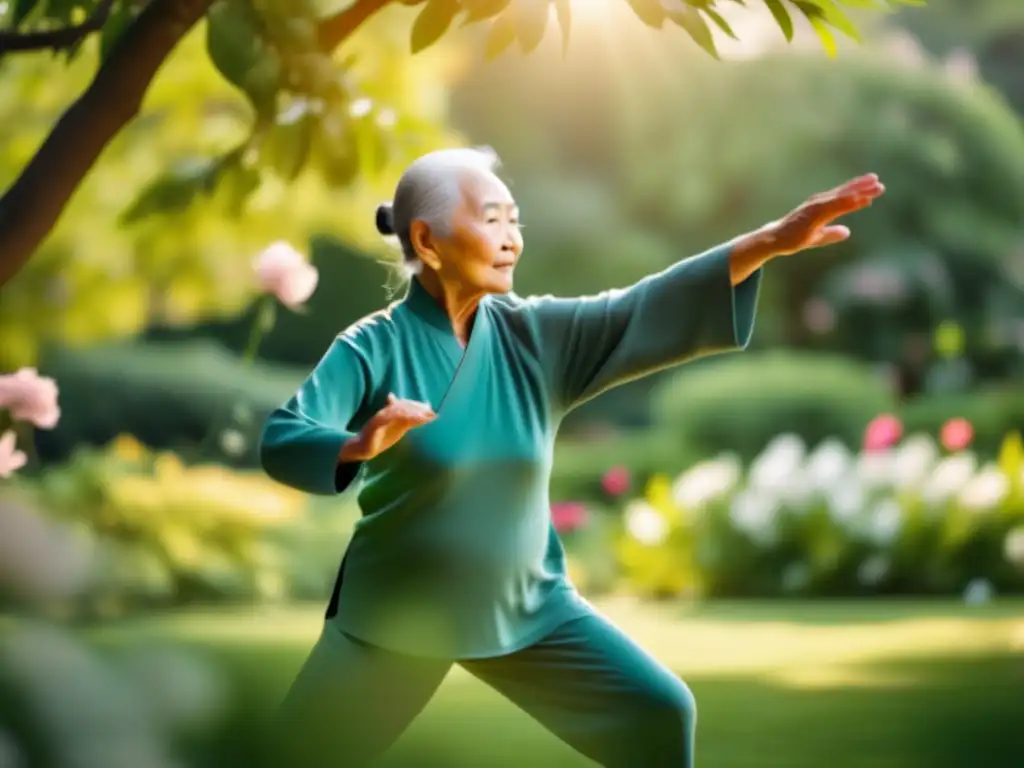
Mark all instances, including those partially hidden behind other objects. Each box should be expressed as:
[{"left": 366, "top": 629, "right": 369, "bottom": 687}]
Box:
[{"left": 191, "top": 641, "right": 1024, "bottom": 768}]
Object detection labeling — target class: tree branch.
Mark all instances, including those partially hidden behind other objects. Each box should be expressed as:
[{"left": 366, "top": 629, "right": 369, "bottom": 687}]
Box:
[
  {"left": 318, "top": 0, "right": 394, "bottom": 51},
  {"left": 0, "top": 0, "right": 396, "bottom": 289},
  {"left": 0, "top": 0, "right": 213, "bottom": 288},
  {"left": 0, "top": 0, "right": 115, "bottom": 56}
]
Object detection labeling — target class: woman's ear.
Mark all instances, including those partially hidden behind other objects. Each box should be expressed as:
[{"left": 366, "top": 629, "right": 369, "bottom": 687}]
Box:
[{"left": 409, "top": 220, "right": 442, "bottom": 272}]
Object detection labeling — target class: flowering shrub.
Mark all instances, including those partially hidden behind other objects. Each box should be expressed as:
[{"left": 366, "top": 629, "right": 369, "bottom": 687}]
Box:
[
  {"left": 0, "top": 367, "right": 61, "bottom": 478},
  {"left": 611, "top": 430, "right": 1024, "bottom": 600},
  {"left": 7, "top": 435, "right": 334, "bottom": 616}
]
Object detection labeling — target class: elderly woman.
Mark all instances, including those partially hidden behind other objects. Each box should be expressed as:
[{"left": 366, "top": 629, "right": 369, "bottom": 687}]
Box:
[{"left": 260, "top": 147, "right": 884, "bottom": 767}]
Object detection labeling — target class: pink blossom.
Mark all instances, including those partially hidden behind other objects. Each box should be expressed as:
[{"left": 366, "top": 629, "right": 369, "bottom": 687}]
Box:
[
  {"left": 864, "top": 413, "right": 902, "bottom": 453},
  {"left": 940, "top": 417, "right": 974, "bottom": 452},
  {"left": 0, "top": 368, "right": 60, "bottom": 429},
  {"left": 253, "top": 241, "right": 319, "bottom": 310},
  {"left": 0, "top": 431, "right": 27, "bottom": 478},
  {"left": 601, "top": 465, "right": 631, "bottom": 497},
  {"left": 551, "top": 501, "right": 589, "bottom": 534}
]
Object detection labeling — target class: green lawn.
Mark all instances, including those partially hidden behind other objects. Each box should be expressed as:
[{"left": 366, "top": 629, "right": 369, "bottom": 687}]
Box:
[{"left": 94, "top": 598, "right": 1024, "bottom": 768}]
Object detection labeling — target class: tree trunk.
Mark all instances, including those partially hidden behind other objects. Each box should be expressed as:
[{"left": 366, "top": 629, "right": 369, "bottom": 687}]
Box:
[{"left": 0, "top": 0, "right": 214, "bottom": 289}]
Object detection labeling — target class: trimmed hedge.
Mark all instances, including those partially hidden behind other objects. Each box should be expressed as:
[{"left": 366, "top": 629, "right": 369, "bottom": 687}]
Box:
[
  {"left": 37, "top": 340, "right": 304, "bottom": 465},
  {"left": 900, "top": 388, "right": 1024, "bottom": 455},
  {"left": 650, "top": 350, "right": 896, "bottom": 461}
]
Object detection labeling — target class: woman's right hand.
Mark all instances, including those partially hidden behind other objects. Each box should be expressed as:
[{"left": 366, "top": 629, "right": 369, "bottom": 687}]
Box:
[{"left": 339, "top": 393, "right": 437, "bottom": 462}]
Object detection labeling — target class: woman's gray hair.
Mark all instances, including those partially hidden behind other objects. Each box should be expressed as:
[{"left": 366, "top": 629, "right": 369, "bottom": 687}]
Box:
[{"left": 376, "top": 147, "right": 501, "bottom": 269}]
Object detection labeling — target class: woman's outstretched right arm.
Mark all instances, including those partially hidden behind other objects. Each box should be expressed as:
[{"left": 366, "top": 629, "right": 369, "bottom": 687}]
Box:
[{"left": 259, "top": 335, "right": 374, "bottom": 496}]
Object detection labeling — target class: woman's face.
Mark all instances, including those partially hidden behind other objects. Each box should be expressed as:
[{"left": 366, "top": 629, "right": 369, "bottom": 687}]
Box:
[{"left": 413, "top": 170, "right": 523, "bottom": 296}]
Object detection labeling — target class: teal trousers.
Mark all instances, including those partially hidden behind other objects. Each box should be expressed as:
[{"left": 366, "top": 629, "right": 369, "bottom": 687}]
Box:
[{"left": 270, "top": 608, "right": 696, "bottom": 767}]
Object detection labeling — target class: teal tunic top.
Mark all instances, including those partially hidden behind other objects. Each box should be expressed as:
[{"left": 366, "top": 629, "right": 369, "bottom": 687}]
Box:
[{"left": 259, "top": 243, "right": 761, "bottom": 659}]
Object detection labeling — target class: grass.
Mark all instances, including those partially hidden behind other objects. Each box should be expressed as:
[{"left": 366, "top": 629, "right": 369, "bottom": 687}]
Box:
[{"left": 92, "top": 598, "right": 1024, "bottom": 768}]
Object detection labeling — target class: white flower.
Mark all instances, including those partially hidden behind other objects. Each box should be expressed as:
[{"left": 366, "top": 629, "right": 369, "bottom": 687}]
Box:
[
  {"left": 624, "top": 501, "right": 668, "bottom": 546},
  {"left": 670, "top": 454, "right": 741, "bottom": 509},
  {"left": 253, "top": 241, "right": 319, "bottom": 310},
  {"left": 891, "top": 434, "right": 938, "bottom": 491},
  {"left": 921, "top": 454, "right": 977, "bottom": 505},
  {"left": 729, "top": 491, "right": 778, "bottom": 545},
  {"left": 748, "top": 434, "right": 806, "bottom": 493},
  {"left": 218, "top": 429, "right": 247, "bottom": 458},
  {"left": 1003, "top": 527, "right": 1024, "bottom": 567},
  {"left": 805, "top": 439, "right": 853, "bottom": 491},
  {"left": 856, "top": 449, "right": 894, "bottom": 489},
  {"left": 958, "top": 463, "right": 1009, "bottom": 511},
  {"left": 826, "top": 479, "right": 866, "bottom": 529},
  {"left": 857, "top": 555, "right": 890, "bottom": 587},
  {"left": 866, "top": 498, "right": 902, "bottom": 547},
  {"left": 963, "top": 578, "right": 994, "bottom": 606}
]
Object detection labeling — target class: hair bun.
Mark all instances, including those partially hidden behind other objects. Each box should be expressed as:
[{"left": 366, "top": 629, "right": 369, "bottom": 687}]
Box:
[{"left": 375, "top": 203, "right": 396, "bottom": 236}]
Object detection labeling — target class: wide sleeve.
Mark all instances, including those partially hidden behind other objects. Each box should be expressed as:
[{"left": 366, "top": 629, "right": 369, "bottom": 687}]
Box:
[
  {"left": 527, "top": 242, "right": 761, "bottom": 412},
  {"left": 259, "top": 336, "right": 373, "bottom": 496}
]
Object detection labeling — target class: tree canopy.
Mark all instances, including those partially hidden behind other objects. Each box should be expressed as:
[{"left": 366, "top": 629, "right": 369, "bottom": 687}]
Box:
[
  {"left": 0, "top": 9, "right": 459, "bottom": 369},
  {"left": 0, "top": 0, "right": 924, "bottom": 301}
]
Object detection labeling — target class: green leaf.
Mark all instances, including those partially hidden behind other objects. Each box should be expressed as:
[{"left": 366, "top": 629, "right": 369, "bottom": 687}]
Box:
[
  {"left": 764, "top": 0, "right": 794, "bottom": 41},
  {"left": 44, "top": 0, "right": 77, "bottom": 25},
  {"left": 462, "top": 0, "right": 513, "bottom": 24},
  {"left": 485, "top": 11, "right": 517, "bottom": 58},
  {"left": 702, "top": 6, "right": 737, "bottom": 39},
  {"left": 352, "top": 112, "right": 392, "bottom": 177},
  {"left": 100, "top": 2, "right": 137, "bottom": 62},
  {"left": 795, "top": 0, "right": 861, "bottom": 42},
  {"left": 121, "top": 159, "right": 220, "bottom": 224},
  {"left": 667, "top": 6, "right": 719, "bottom": 58},
  {"left": 206, "top": 0, "right": 278, "bottom": 111},
  {"left": 214, "top": 153, "right": 262, "bottom": 217},
  {"left": 627, "top": 0, "right": 666, "bottom": 28},
  {"left": 313, "top": 108, "right": 360, "bottom": 186},
  {"left": 554, "top": 0, "right": 571, "bottom": 55},
  {"left": 410, "top": 0, "right": 461, "bottom": 54},
  {"left": 10, "top": 0, "right": 42, "bottom": 27},
  {"left": 261, "top": 100, "right": 316, "bottom": 181},
  {"left": 515, "top": 0, "right": 549, "bottom": 54},
  {"left": 808, "top": 13, "right": 838, "bottom": 56}
]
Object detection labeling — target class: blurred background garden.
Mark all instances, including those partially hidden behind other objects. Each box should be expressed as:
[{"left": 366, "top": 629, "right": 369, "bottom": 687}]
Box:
[{"left": 1, "top": 0, "right": 1023, "bottom": 766}]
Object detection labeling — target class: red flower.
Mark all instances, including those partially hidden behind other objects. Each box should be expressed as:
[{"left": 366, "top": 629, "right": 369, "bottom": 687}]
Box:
[
  {"left": 551, "top": 502, "right": 588, "bottom": 534},
  {"left": 601, "top": 465, "right": 631, "bottom": 497},
  {"left": 940, "top": 417, "right": 974, "bottom": 452},
  {"left": 864, "top": 413, "right": 903, "bottom": 452}
]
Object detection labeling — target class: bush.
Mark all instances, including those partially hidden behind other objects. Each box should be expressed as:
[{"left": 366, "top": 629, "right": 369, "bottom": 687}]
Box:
[
  {"left": 900, "top": 388, "right": 1024, "bottom": 457},
  {"left": 10, "top": 437, "right": 354, "bottom": 616},
  {"left": 650, "top": 351, "right": 896, "bottom": 461},
  {"left": 607, "top": 430, "right": 1024, "bottom": 600},
  {"left": 550, "top": 431, "right": 699, "bottom": 504},
  {"left": 37, "top": 340, "right": 305, "bottom": 466}
]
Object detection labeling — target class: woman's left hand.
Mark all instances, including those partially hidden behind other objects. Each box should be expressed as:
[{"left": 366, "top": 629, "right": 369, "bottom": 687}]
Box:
[{"left": 764, "top": 173, "right": 886, "bottom": 257}]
